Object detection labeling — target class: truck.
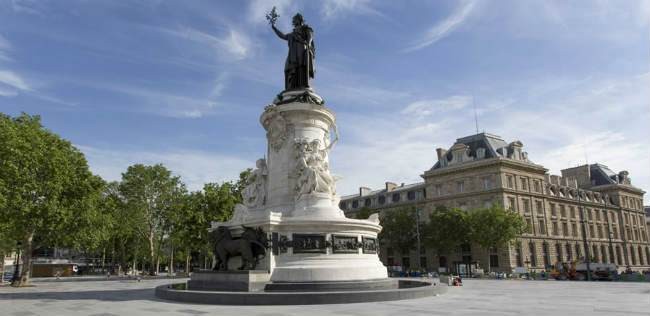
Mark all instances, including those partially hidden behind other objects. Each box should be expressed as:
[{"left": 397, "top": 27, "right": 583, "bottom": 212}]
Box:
[{"left": 550, "top": 261, "right": 617, "bottom": 281}]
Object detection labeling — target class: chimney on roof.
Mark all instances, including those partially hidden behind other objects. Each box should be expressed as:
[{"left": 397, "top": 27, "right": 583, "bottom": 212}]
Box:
[
  {"left": 436, "top": 148, "right": 447, "bottom": 161},
  {"left": 385, "top": 182, "right": 397, "bottom": 192},
  {"left": 359, "top": 187, "right": 371, "bottom": 196}
]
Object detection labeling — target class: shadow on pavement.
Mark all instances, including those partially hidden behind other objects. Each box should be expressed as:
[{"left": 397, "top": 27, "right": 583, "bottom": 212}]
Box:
[{"left": 0, "top": 288, "right": 169, "bottom": 302}]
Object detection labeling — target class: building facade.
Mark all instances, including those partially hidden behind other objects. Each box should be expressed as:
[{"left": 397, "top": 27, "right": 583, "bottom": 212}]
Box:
[{"left": 340, "top": 133, "right": 650, "bottom": 273}]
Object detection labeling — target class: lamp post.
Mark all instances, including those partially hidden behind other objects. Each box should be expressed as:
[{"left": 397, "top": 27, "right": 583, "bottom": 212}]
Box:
[
  {"left": 415, "top": 207, "right": 422, "bottom": 271},
  {"left": 576, "top": 189, "right": 592, "bottom": 281}
]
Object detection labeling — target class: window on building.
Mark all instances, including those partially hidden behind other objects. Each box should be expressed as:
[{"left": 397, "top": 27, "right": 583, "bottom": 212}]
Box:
[
  {"left": 602, "top": 210, "right": 608, "bottom": 222},
  {"left": 352, "top": 200, "right": 359, "bottom": 208},
  {"left": 572, "top": 223, "right": 578, "bottom": 237},
  {"left": 562, "top": 222, "right": 569, "bottom": 237},
  {"left": 587, "top": 209, "right": 593, "bottom": 220},
  {"left": 538, "top": 220, "right": 546, "bottom": 235},
  {"left": 529, "top": 242, "right": 537, "bottom": 267},
  {"left": 378, "top": 195, "right": 386, "bottom": 205},
  {"left": 595, "top": 210, "right": 601, "bottom": 221},
  {"left": 555, "top": 243, "right": 563, "bottom": 263},
  {"left": 534, "top": 180, "right": 540, "bottom": 192},
  {"left": 616, "top": 246, "right": 623, "bottom": 265},
  {"left": 521, "top": 177, "right": 528, "bottom": 191},
  {"left": 435, "top": 184, "right": 442, "bottom": 196},
  {"left": 407, "top": 191, "right": 416, "bottom": 201},
  {"left": 575, "top": 244, "right": 582, "bottom": 260},
  {"left": 592, "top": 245, "right": 599, "bottom": 263},
  {"left": 570, "top": 206, "right": 576, "bottom": 218},
  {"left": 590, "top": 225, "right": 595, "bottom": 238},
  {"left": 523, "top": 200, "right": 530, "bottom": 213},
  {"left": 542, "top": 243, "right": 550, "bottom": 267},
  {"left": 439, "top": 256, "right": 448, "bottom": 268},
  {"left": 526, "top": 218, "right": 533, "bottom": 234},
  {"left": 515, "top": 244, "right": 523, "bottom": 267},
  {"left": 402, "top": 257, "right": 411, "bottom": 269},
  {"left": 420, "top": 256, "right": 427, "bottom": 269},
  {"left": 483, "top": 177, "right": 491, "bottom": 190},
  {"left": 612, "top": 227, "right": 618, "bottom": 239},
  {"left": 364, "top": 198, "right": 371, "bottom": 207},
  {"left": 552, "top": 222, "right": 559, "bottom": 236},
  {"left": 560, "top": 205, "right": 566, "bottom": 217},
  {"left": 550, "top": 204, "right": 557, "bottom": 216},
  {"left": 508, "top": 197, "right": 516, "bottom": 211},
  {"left": 392, "top": 193, "right": 400, "bottom": 203},
  {"left": 597, "top": 225, "right": 603, "bottom": 239},
  {"left": 601, "top": 245, "right": 608, "bottom": 264},
  {"left": 507, "top": 175, "right": 514, "bottom": 189},
  {"left": 490, "top": 254, "right": 499, "bottom": 268},
  {"left": 566, "top": 244, "right": 573, "bottom": 261},
  {"left": 639, "top": 247, "right": 645, "bottom": 266},
  {"left": 457, "top": 181, "right": 465, "bottom": 193}
]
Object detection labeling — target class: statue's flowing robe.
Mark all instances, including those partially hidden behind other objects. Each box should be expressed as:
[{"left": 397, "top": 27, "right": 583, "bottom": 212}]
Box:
[{"left": 273, "top": 24, "right": 315, "bottom": 90}]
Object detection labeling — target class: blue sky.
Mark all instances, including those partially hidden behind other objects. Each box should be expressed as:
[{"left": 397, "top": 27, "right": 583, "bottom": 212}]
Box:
[{"left": 1, "top": 0, "right": 649, "bottom": 203}]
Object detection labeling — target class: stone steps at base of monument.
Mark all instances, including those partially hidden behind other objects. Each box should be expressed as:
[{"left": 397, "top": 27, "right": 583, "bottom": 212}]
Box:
[
  {"left": 155, "top": 279, "right": 447, "bottom": 305},
  {"left": 264, "top": 278, "right": 396, "bottom": 292}
]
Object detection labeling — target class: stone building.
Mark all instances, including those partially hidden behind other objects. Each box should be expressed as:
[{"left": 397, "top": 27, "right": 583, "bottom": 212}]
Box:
[{"left": 340, "top": 133, "right": 650, "bottom": 273}]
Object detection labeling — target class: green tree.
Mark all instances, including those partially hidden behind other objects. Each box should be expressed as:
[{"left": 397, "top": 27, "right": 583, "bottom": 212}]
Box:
[
  {"left": 423, "top": 206, "right": 470, "bottom": 256},
  {"left": 354, "top": 207, "right": 376, "bottom": 220},
  {"left": 467, "top": 204, "right": 527, "bottom": 271},
  {"left": 378, "top": 207, "right": 419, "bottom": 254},
  {"left": 0, "top": 113, "right": 104, "bottom": 286},
  {"left": 118, "top": 164, "right": 186, "bottom": 275}
]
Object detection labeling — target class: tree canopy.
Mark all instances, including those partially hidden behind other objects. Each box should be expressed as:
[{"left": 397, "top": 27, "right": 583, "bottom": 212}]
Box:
[{"left": 0, "top": 113, "right": 104, "bottom": 285}]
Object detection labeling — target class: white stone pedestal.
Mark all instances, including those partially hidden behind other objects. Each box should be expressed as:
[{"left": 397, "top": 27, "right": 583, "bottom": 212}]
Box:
[{"left": 213, "top": 90, "right": 387, "bottom": 283}]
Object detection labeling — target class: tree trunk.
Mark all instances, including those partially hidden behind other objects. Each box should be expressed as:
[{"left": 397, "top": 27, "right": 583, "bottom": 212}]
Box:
[
  {"left": 156, "top": 257, "right": 160, "bottom": 275},
  {"left": 0, "top": 251, "right": 4, "bottom": 284},
  {"left": 14, "top": 232, "right": 34, "bottom": 287},
  {"left": 148, "top": 232, "right": 155, "bottom": 276},
  {"left": 101, "top": 248, "right": 106, "bottom": 273},
  {"left": 185, "top": 250, "right": 190, "bottom": 275},
  {"left": 169, "top": 242, "right": 174, "bottom": 276},
  {"left": 132, "top": 257, "right": 137, "bottom": 276}
]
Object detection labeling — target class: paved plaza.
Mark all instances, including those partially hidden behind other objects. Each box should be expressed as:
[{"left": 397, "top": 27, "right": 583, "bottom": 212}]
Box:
[{"left": 0, "top": 278, "right": 648, "bottom": 316}]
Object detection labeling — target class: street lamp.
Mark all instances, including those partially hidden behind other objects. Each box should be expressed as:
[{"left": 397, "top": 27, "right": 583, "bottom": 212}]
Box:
[
  {"left": 414, "top": 208, "right": 422, "bottom": 271},
  {"left": 576, "top": 189, "right": 592, "bottom": 281}
]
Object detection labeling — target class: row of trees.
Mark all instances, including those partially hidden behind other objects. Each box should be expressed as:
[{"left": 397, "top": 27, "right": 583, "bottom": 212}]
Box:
[
  {"left": 374, "top": 204, "right": 527, "bottom": 271},
  {"left": 0, "top": 113, "right": 248, "bottom": 286}
]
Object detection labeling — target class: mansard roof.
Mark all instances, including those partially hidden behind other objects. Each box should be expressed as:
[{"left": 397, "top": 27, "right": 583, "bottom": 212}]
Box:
[{"left": 430, "top": 132, "right": 532, "bottom": 170}]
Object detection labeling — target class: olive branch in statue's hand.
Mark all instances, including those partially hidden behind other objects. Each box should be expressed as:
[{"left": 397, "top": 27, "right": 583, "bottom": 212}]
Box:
[{"left": 266, "top": 6, "right": 279, "bottom": 25}]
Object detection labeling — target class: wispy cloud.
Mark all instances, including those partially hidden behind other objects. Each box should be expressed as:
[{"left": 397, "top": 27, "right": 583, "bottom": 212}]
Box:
[
  {"left": 97, "top": 76, "right": 227, "bottom": 118},
  {"left": 0, "top": 70, "right": 30, "bottom": 91},
  {"left": 321, "top": 0, "right": 381, "bottom": 20},
  {"left": 160, "top": 26, "right": 253, "bottom": 62},
  {"left": 404, "top": 0, "right": 476, "bottom": 52},
  {"left": 78, "top": 145, "right": 253, "bottom": 191},
  {"left": 10, "top": 0, "right": 44, "bottom": 16},
  {"left": 402, "top": 95, "right": 472, "bottom": 116}
]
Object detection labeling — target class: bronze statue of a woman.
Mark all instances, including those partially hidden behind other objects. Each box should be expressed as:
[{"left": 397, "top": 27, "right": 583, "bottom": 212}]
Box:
[{"left": 270, "top": 12, "right": 315, "bottom": 91}]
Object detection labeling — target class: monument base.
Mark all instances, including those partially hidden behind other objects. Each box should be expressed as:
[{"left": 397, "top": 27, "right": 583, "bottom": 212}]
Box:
[{"left": 187, "top": 270, "right": 270, "bottom": 292}]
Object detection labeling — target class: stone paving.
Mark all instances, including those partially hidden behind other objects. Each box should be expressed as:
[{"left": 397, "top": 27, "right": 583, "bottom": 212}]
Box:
[{"left": 0, "top": 278, "right": 648, "bottom": 316}]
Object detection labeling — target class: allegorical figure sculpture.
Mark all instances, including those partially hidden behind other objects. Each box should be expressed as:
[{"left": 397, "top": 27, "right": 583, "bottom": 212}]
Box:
[
  {"left": 242, "top": 158, "right": 268, "bottom": 208},
  {"left": 294, "top": 139, "right": 335, "bottom": 198},
  {"left": 269, "top": 10, "right": 315, "bottom": 91}
]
